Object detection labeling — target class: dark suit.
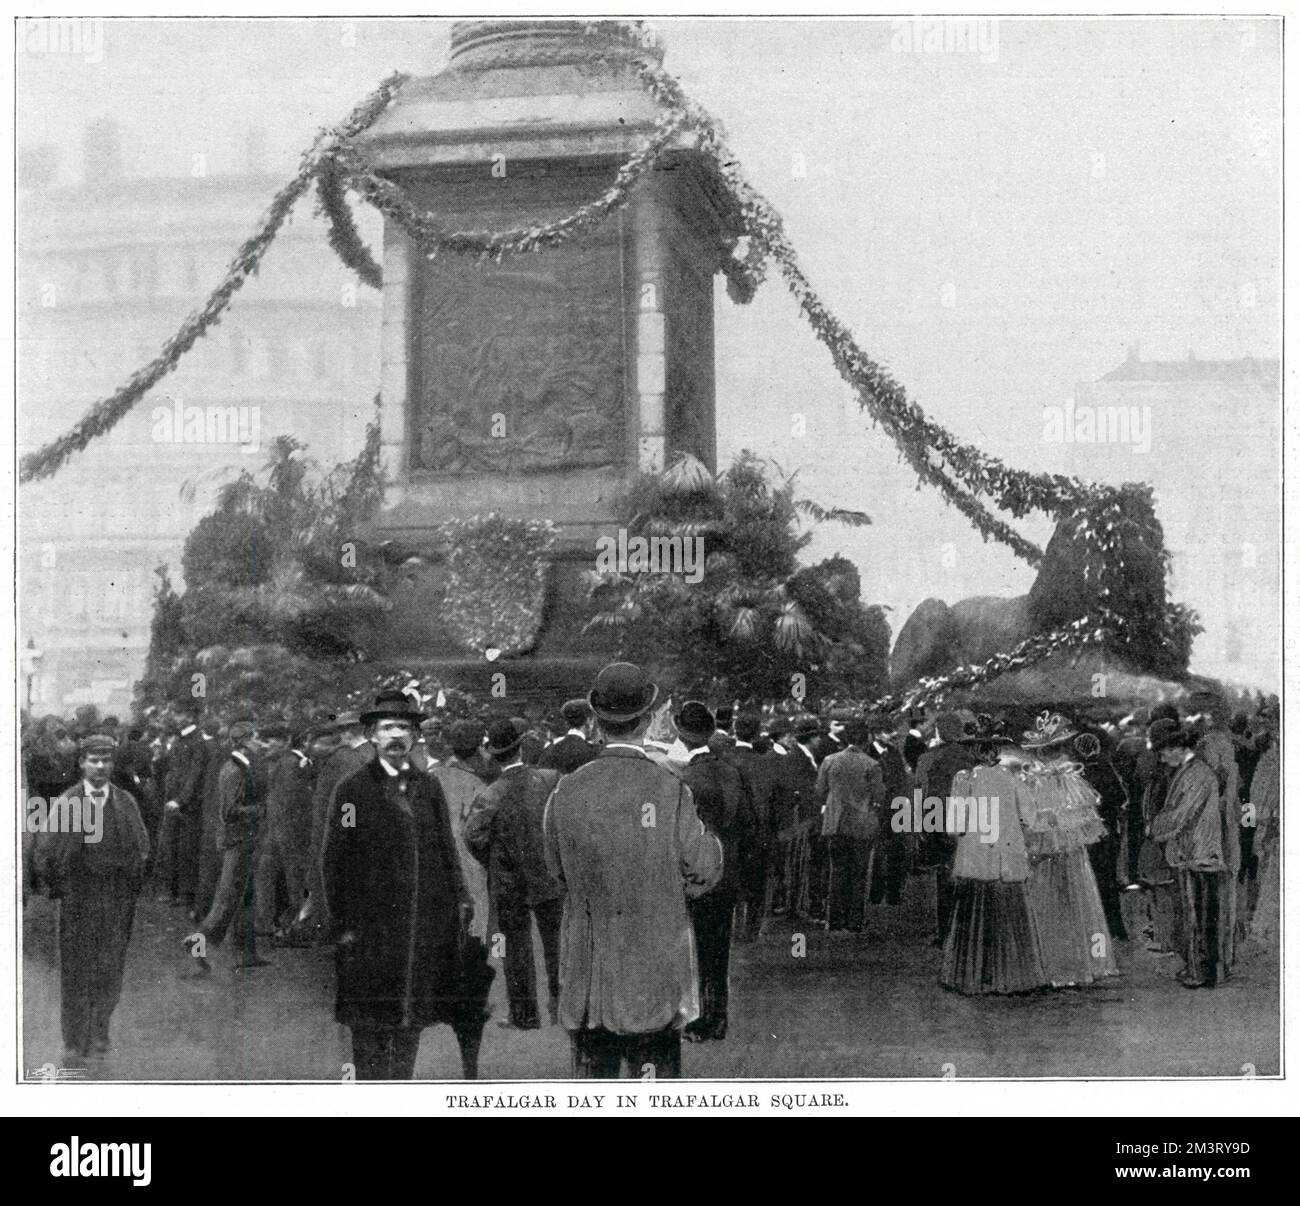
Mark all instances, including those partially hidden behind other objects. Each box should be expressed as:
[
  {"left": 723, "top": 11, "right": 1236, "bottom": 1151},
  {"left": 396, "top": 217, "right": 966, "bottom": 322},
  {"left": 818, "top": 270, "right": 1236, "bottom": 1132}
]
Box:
[
  {"left": 155, "top": 727, "right": 208, "bottom": 905},
  {"left": 725, "top": 742, "right": 788, "bottom": 938},
  {"left": 465, "top": 765, "right": 563, "bottom": 1028},
  {"left": 915, "top": 741, "right": 976, "bottom": 942},
  {"left": 33, "top": 783, "right": 149, "bottom": 1056},
  {"left": 677, "top": 750, "right": 756, "bottom": 1039},
  {"left": 776, "top": 745, "right": 822, "bottom": 918},
  {"left": 196, "top": 752, "right": 264, "bottom": 965},
  {"left": 296, "top": 741, "right": 373, "bottom": 940},
  {"left": 868, "top": 740, "right": 912, "bottom": 905},
  {"left": 539, "top": 732, "right": 600, "bottom": 776},
  {"left": 1080, "top": 754, "right": 1129, "bottom": 940}
]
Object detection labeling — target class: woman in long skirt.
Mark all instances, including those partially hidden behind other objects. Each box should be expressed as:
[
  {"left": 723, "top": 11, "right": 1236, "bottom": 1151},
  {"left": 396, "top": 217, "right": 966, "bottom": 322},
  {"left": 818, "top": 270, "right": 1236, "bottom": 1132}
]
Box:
[
  {"left": 1017, "top": 713, "right": 1119, "bottom": 988},
  {"left": 940, "top": 717, "right": 1049, "bottom": 995}
]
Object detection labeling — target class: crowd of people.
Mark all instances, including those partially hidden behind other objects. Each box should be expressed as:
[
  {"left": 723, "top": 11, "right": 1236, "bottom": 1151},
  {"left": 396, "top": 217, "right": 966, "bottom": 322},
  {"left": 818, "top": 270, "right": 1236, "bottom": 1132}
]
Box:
[{"left": 20, "top": 671, "right": 1281, "bottom": 1077}]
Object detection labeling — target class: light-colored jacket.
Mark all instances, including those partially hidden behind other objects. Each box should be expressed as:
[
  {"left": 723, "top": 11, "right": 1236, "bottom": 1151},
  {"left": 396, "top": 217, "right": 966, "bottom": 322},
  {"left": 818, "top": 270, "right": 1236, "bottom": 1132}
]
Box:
[
  {"left": 948, "top": 764, "right": 1031, "bottom": 883},
  {"left": 815, "top": 746, "right": 885, "bottom": 839},
  {"left": 543, "top": 746, "right": 722, "bottom": 1034}
]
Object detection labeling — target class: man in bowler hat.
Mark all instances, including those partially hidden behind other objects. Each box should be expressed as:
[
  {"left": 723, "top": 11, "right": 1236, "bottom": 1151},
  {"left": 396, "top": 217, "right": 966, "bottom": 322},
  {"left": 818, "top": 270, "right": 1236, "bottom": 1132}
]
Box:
[
  {"left": 323, "top": 691, "right": 491, "bottom": 1078},
  {"left": 544, "top": 663, "right": 722, "bottom": 1078}
]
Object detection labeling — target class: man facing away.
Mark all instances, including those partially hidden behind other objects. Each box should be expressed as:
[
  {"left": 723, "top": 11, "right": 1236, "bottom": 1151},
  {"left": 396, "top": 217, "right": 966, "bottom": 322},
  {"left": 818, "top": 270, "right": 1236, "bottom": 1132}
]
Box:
[
  {"left": 33, "top": 734, "right": 149, "bottom": 1062},
  {"left": 672, "top": 700, "right": 756, "bottom": 1042},
  {"left": 725, "top": 712, "right": 789, "bottom": 940},
  {"left": 538, "top": 698, "right": 601, "bottom": 775},
  {"left": 544, "top": 662, "right": 722, "bottom": 1079},
  {"left": 465, "top": 719, "right": 564, "bottom": 1030},
  {"left": 1151, "top": 721, "right": 1239, "bottom": 989},
  {"left": 816, "top": 718, "right": 886, "bottom": 932},
  {"left": 914, "top": 712, "right": 977, "bottom": 946}
]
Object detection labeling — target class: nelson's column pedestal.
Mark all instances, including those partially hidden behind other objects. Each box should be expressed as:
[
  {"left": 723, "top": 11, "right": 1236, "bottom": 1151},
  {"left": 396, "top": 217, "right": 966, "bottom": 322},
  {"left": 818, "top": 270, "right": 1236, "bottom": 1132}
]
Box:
[{"left": 356, "top": 21, "right": 744, "bottom": 699}]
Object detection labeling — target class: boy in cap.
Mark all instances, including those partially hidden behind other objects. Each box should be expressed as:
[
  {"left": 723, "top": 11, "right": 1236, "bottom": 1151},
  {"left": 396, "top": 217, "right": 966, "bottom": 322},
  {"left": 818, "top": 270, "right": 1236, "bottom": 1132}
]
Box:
[{"left": 33, "top": 734, "right": 150, "bottom": 1060}]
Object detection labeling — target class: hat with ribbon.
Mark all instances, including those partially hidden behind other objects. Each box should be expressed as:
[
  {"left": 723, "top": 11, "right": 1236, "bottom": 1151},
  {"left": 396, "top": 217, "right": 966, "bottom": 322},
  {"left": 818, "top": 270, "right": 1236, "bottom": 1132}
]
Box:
[
  {"left": 1020, "top": 711, "right": 1077, "bottom": 749},
  {"left": 588, "top": 662, "right": 659, "bottom": 724}
]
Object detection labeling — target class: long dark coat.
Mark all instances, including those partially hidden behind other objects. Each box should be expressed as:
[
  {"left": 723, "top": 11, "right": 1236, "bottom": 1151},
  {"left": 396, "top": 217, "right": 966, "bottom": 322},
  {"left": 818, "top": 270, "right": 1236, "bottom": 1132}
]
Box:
[{"left": 322, "top": 760, "right": 471, "bottom": 1030}]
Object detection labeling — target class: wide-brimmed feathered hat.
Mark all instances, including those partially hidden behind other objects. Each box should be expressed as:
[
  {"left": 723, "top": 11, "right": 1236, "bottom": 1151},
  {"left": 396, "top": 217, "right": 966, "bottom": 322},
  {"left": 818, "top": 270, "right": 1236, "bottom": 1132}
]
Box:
[{"left": 1020, "top": 711, "right": 1077, "bottom": 749}]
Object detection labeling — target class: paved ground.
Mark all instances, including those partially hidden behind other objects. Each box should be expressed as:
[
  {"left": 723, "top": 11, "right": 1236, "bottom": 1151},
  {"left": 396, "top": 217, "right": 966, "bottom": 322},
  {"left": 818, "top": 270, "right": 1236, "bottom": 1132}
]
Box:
[{"left": 22, "top": 877, "right": 1279, "bottom": 1081}]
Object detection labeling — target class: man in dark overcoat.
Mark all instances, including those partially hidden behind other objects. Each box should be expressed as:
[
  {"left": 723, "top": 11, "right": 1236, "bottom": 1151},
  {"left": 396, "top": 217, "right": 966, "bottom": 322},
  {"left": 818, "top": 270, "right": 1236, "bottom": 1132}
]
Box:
[
  {"left": 725, "top": 712, "right": 789, "bottom": 940},
  {"left": 184, "top": 720, "right": 268, "bottom": 973},
  {"left": 322, "top": 691, "right": 491, "bottom": 1080},
  {"left": 674, "top": 701, "right": 756, "bottom": 1041},
  {"left": 154, "top": 700, "right": 208, "bottom": 910},
  {"left": 33, "top": 734, "right": 150, "bottom": 1061},
  {"left": 465, "top": 719, "right": 564, "bottom": 1030}
]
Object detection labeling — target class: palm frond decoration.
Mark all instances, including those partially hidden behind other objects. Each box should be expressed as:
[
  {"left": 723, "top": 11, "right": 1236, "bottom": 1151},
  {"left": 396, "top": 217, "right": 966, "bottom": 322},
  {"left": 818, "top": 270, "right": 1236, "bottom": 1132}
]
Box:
[{"left": 795, "top": 498, "right": 872, "bottom": 526}]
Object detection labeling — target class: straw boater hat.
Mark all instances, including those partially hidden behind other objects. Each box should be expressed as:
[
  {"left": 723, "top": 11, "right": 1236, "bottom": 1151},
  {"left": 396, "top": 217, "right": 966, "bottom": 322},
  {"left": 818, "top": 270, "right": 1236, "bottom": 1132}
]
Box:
[
  {"left": 588, "top": 662, "right": 659, "bottom": 724},
  {"left": 1020, "top": 711, "right": 1078, "bottom": 750}
]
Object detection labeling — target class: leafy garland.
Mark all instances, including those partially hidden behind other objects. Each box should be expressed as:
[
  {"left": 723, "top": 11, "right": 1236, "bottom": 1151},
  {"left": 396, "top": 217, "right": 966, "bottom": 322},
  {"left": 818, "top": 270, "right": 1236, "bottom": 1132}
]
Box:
[
  {"left": 316, "top": 157, "right": 383, "bottom": 289},
  {"left": 17, "top": 71, "right": 408, "bottom": 484},
  {"left": 23, "top": 25, "right": 1196, "bottom": 686},
  {"left": 869, "top": 615, "right": 1109, "bottom": 716}
]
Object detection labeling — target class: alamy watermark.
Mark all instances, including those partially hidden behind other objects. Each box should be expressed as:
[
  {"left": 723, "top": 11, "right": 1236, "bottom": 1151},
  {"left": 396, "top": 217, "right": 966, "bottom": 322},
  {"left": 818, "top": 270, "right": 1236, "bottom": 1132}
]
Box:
[
  {"left": 890, "top": 19, "right": 999, "bottom": 63},
  {"left": 25, "top": 796, "right": 105, "bottom": 844},
  {"left": 1042, "top": 398, "right": 1151, "bottom": 454},
  {"left": 17, "top": 18, "right": 104, "bottom": 64},
  {"left": 594, "top": 530, "right": 705, "bottom": 584},
  {"left": 151, "top": 399, "right": 261, "bottom": 453},
  {"left": 892, "top": 790, "right": 1000, "bottom": 844}
]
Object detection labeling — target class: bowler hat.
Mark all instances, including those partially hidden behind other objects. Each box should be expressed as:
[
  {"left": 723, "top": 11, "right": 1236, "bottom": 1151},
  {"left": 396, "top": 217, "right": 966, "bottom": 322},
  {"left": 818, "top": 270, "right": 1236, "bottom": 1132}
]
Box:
[
  {"left": 792, "top": 715, "right": 821, "bottom": 741},
  {"left": 588, "top": 662, "right": 659, "bottom": 724},
  {"left": 560, "top": 698, "right": 591, "bottom": 728},
  {"left": 674, "top": 700, "right": 715, "bottom": 744},
  {"left": 486, "top": 718, "right": 527, "bottom": 759},
  {"left": 331, "top": 710, "right": 363, "bottom": 729},
  {"left": 1148, "top": 718, "right": 1187, "bottom": 751},
  {"left": 360, "top": 690, "right": 425, "bottom": 727}
]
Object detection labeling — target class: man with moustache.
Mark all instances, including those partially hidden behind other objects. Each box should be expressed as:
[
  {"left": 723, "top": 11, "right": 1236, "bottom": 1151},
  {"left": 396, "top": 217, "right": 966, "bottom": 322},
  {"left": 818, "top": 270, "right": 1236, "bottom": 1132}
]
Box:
[
  {"left": 323, "top": 691, "right": 489, "bottom": 1079},
  {"left": 33, "top": 734, "right": 150, "bottom": 1061}
]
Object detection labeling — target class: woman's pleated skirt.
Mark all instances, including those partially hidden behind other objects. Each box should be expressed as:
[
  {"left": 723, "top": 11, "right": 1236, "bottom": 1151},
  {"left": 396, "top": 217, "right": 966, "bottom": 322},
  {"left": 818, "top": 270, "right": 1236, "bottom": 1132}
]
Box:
[{"left": 940, "top": 879, "right": 1050, "bottom": 995}]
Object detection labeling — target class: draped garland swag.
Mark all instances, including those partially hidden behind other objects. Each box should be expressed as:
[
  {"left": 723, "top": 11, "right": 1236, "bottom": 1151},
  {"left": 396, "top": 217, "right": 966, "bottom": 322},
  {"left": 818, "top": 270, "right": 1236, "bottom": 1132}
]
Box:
[{"left": 20, "top": 21, "right": 1197, "bottom": 709}]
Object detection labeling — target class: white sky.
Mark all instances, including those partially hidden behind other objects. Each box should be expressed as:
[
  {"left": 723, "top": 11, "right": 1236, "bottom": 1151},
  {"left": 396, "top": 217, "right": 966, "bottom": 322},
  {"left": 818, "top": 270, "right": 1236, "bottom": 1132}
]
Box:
[{"left": 15, "top": 16, "right": 1283, "bottom": 688}]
